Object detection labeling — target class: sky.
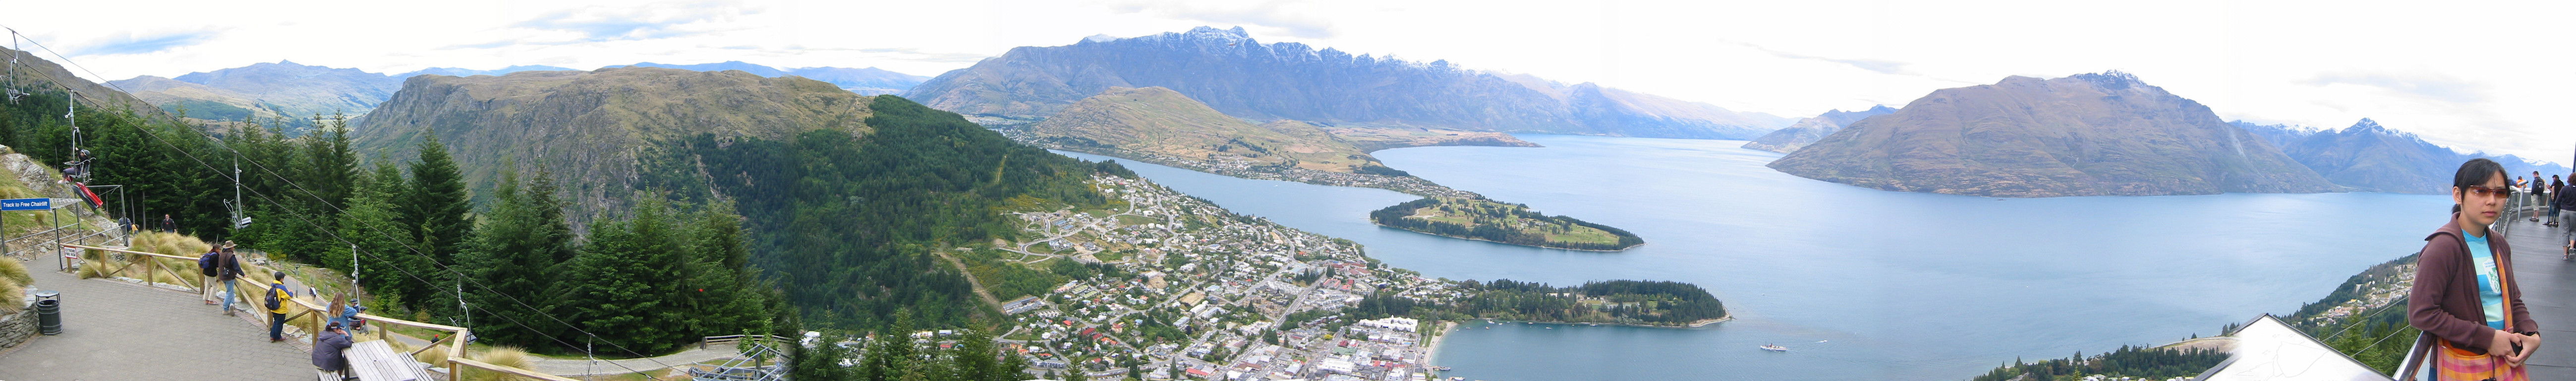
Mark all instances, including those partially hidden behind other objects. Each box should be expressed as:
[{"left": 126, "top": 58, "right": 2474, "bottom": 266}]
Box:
[{"left": 5, "top": 0, "right": 2572, "bottom": 163}]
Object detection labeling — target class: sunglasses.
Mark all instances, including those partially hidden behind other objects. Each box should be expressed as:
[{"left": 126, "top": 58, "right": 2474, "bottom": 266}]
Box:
[{"left": 2463, "top": 186, "right": 2512, "bottom": 198}]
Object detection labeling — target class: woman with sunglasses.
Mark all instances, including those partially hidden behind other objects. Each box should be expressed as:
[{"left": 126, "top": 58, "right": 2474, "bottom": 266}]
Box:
[{"left": 2411, "top": 158, "right": 2542, "bottom": 381}]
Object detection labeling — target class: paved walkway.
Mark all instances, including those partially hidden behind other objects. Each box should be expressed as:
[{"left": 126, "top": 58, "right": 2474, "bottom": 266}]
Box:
[
  {"left": 2495, "top": 217, "right": 2574, "bottom": 380},
  {"left": 0, "top": 261, "right": 314, "bottom": 381}
]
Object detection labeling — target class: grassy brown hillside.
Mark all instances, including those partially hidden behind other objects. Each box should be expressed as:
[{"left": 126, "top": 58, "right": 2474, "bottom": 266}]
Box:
[
  {"left": 351, "top": 67, "right": 874, "bottom": 219},
  {"left": 1026, "top": 86, "right": 1375, "bottom": 172},
  {"left": 0, "top": 47, "right": 166, "bottom": 119},
  {"left": 1025, "top": 86, "right": 1536, "bottom": 174}
]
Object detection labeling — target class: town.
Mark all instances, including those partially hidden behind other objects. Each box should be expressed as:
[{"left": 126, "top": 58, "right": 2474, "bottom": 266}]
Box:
[{"left": 988, "top": 174, "right": 1465, "bottom": 381}]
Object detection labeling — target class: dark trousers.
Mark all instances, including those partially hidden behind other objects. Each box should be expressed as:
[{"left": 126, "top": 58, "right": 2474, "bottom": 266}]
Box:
[{"left": 270, "top": 312, "right": 286, "bottom": 340}]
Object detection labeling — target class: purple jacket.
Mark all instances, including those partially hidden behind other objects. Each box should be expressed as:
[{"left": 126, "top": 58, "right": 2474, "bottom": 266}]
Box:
[{"left": 2408, "top": 214, "right": 2539, "bottom": 354}]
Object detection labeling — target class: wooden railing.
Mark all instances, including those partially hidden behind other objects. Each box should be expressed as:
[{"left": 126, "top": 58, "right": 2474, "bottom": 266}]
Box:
[
  {"left": 65, "top": 244, "right": 579, "bottom": 381},
  {"left": 700, "top": 334, "right": 790, "bottom": 349}
]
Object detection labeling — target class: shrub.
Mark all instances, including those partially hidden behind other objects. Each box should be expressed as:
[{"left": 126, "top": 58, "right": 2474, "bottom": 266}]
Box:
[
  {"left": 462, "top": 346, "right": 536, "bottom": 381},
  {"left": 0, "top": 256, "right": 30, "bottom": 286},
  {"left": 0, "top": 277, "right": 21, "bottom": 315}
]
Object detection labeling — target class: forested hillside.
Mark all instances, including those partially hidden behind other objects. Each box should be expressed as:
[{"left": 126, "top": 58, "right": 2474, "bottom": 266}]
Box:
[{"left": 642, "top": 95, "right": 1133, "bottom": 330}]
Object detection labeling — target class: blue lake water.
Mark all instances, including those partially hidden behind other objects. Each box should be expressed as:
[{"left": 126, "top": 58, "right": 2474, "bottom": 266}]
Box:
[{"left": 1056, "top": 134, "right": 2453, "bottom": 380}]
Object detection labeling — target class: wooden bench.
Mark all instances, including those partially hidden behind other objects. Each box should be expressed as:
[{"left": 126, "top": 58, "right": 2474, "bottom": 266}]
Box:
[{"left": 313, "top": 340, "right": 431, "bottom": 381}]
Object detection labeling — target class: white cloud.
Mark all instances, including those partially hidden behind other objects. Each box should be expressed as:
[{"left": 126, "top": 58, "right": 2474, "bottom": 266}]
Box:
[{"left": 2, "top": 0, "right": 2570, "bottom": 163}]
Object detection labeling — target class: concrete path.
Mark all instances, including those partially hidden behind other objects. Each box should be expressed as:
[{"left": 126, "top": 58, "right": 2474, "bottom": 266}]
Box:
[
  {"left": 2497, "top": 217, "right": 2574, "bottom": 380},
  {"left": 0, "top": 261, "right": 315, "bottom": 381}
]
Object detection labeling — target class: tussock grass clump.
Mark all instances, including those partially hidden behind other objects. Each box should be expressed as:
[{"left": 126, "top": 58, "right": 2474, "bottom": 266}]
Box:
[
  {"left": 129, "top": 231, "right": 214, "bottom": 259},
  {"left": 414, "top": 339, "right": 452, "bottom": 365},
  {"left": 462, "top": 346, "right": 536, "bottom": 381},
  {"left": 75, "top": 254, "right": 113, "bottom": 279},
  {"left": 0, "top": 277, "right": 22, "bottom": 315},
  {"left": 0, "top": 256, "right": 29, "bottom": 286}
]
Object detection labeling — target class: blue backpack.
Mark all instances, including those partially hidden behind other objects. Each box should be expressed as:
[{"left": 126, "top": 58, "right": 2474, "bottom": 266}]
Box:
[{"left": 198, "top": 252, "right": 219, "bottom": 277}]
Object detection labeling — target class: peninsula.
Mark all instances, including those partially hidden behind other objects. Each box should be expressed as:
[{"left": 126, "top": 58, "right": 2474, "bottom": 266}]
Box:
[{"left": 1369, "top": 197, "right": 1644, "bottom": 251}]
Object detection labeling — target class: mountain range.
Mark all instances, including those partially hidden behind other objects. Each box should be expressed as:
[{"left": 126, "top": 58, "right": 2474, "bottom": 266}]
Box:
[
  {"left": 104, "top": 61, "right": 398, "bottom": 128},
  {"left": 610, "top": 62, "right": 930, "bottom": 95},
  {"left": 1741, "top": 105, "right": 1898, "bottom": 153},
  {"left": 1022, "top": 86, "right": 1533, "bottom": 175},
  {"left": 350, "top": 67, "right": 876, "bottom": 218},
  {"left": 2236, "top": 119, "right": 2572, "bottom": 194},
  {"left": 1026, "top": 86, "right": 1379, "bottom": 172},
  {"left": 103, "top": 61, "right": 924, "bottom": 131},
  {"left": 906, "top": 26, "right": 1791, "bottom": 139},
  {"left": 1769, "top": 71, "right": 2339, "bottom": 197}
]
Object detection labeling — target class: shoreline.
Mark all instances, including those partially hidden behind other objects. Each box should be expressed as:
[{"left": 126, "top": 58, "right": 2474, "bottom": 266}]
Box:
[
  {"left": 1424, "top": 320, "right": 1458, "bottom": 368},
  {"left": 1370, "top": 221, "right": 1644, "bottom": 252}
]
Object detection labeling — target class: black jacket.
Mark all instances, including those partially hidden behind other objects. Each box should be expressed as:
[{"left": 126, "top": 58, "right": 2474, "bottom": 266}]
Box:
[
  {"left": 311, "top": 331, "right": 353, "bottom": 371},
  {"left": 2558, "top": 184, "right": 2575, "bottom": 211}
]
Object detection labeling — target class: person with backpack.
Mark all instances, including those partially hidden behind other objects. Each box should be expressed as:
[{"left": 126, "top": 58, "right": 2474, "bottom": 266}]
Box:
[
  {"left": 266, "top": 271, "right": 294, "bottom": 342},
  {"left": 216, "top": 243, "right": 244, "bottom": 316},
  {"left": 198, "top": 248, "right": 222, "bottom": 305},
  {"left": 2410, "top": 158, "right": 2541, "bottom": 381}
]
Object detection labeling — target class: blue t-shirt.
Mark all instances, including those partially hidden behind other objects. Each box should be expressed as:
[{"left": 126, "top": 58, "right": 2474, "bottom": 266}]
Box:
[{"left": 2466, "top": 233, "right": 2507, "bottom": 329}]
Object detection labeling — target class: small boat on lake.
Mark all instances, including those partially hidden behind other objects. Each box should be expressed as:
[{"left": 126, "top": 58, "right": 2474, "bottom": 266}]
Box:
[{"left": 1760, "top": 344, "right": 1789, "bottom": 352}]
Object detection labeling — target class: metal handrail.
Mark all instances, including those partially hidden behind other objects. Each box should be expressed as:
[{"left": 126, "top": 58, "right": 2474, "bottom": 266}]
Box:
[{"left": 0, "top": 225, "right": 70, "bottom": 259}]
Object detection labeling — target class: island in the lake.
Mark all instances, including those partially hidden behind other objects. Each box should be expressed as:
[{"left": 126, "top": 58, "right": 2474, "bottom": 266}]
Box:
[{"left": 1370, "top": 197, "right": 1645, "bottom": 251}]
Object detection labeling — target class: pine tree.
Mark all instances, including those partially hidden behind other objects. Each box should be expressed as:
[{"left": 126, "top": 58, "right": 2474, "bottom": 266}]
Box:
[
  {"left": 343, "top": 160, "right": 432, "bottom": 311},
  {"left": 399, "top": 135, "right": 473, "bottom": 267},
  {"left": 547, "top": 201, "right": 688, "bottom": 355},
  {"left": 683, "top": 201, "right": 768, "bottom": 338},
  {"left": 460, "top": 169, "right": 576, "bottom": 349},
  {"left": 951, "top": 328, "right": 1001, "bottom": 381}
]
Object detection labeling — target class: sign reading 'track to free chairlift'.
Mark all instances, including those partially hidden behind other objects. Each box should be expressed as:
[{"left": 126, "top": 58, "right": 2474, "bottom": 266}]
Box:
[{"left": 0, "top": 197, "right": 53, "bottom": 211}]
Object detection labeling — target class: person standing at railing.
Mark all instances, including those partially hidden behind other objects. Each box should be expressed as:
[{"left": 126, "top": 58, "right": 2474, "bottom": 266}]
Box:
[
  {"left": 2548, "top": 175, "right": 2565, "bottom": 227},
  {"left": 2529, "top": 172, "right": 2549, "bottom": 222},
  {"left": 198, "top": 247, "right": 222, "bottom": 305},
  {"left": 266, "top": 271, "right": 294, "bottom": 342},
  {"left": 2411, "top": 158, "right": 2543, "bottom": 381},
  {"left": 216, "top": 242, "right": 243, "bottom": 316}
]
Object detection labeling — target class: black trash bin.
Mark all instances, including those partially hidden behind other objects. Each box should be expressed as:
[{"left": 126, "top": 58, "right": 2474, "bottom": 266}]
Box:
[{"left": 34, "top": 290, "right": 59, "bottom": 335}]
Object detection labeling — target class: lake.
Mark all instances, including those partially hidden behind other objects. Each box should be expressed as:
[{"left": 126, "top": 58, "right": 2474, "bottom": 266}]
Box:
[{"left": 1055, "top": 134, "right": 2453, "bottom": 380}]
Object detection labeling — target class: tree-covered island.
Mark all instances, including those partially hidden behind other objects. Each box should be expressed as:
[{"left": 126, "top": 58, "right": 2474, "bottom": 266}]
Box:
[{"left": 1369, "top": 197, "right": 1644, "bottom": 251}]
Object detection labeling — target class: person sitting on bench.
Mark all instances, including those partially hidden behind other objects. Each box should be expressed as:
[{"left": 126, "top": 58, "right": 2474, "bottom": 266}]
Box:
[{"left": 312, "top": 322, "right": 353, "bottom": 380}]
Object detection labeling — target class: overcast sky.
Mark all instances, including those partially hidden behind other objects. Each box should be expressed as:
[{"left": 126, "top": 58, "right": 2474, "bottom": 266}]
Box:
[{"left": 7, "top": 0, "right": 2571, "bottom": 163}]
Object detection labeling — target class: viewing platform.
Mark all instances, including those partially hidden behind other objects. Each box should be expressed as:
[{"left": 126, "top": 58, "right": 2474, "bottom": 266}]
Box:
[
  {"left": 2487, "top": 213, "right": 2573, "bottom": 379},
  {"left": 0, "top": 244, "right": 583, "bottom": 381}
]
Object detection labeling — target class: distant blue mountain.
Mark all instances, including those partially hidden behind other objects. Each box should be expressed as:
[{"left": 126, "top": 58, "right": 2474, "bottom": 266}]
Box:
[
  {"left": 615, "top": 61, "right": 788, "bottom": 76},
  {"left": 607, "top": 62, "right": 928, "bottom": 95},
  {"left": 2241, "top": 119, "right": 2573, "bottom": 194},
  {"left": 905, "top": 26, "right": 1792, "bottom": 139},
  {"left": 395, "top": 65, "right": 576, "bottom": 78}
]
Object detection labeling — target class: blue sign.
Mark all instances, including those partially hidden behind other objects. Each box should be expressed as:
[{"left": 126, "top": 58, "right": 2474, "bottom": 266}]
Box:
[{"left": 0, "top": 198, "right": 52, "bottom": 211}]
